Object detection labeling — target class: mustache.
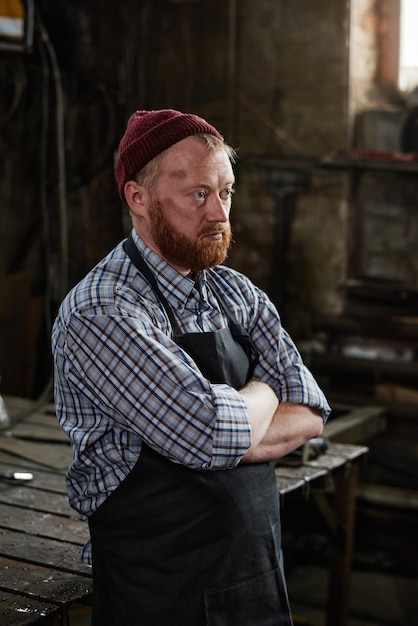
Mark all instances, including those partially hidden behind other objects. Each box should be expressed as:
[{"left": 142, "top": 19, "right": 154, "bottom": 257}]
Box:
[{"left": 199, "top": 223, "right": 231, "bottom": 236}]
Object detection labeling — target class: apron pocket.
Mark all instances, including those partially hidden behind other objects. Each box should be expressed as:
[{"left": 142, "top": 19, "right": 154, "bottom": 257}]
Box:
[{"left": 204, "top": 568, "right": 293, "bottom": 626}]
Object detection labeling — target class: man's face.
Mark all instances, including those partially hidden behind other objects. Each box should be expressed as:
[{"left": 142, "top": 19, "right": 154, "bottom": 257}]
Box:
[{"left": 142, "top": 136, "right": 235, "bottom": 274}]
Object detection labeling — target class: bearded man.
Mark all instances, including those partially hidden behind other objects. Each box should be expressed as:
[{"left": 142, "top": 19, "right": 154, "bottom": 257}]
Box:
[{"left": 52, "top": 109, "right": 330, "bottom": 626}]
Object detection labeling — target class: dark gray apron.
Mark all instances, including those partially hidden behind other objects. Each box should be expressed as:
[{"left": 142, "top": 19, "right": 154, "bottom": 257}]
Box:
[{"left": 87, "top": 235, "right": 293, "bottom": 625}]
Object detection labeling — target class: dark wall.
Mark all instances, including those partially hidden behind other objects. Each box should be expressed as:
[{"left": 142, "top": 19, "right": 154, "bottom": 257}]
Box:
[{"left": 1, "top": 0, "right": 408, "bottom": 396}]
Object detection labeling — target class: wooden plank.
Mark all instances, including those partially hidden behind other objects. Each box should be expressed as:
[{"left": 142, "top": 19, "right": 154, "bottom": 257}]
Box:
[
  {"left": 2, "top": 396, "right": 45, "bottom": 416},
  {"left": 0, "top": 528, "right": 92, "bottom": 576},
  {"left": 275, "top": 464, "right": 328, "bottom": 483},
  {"left": 6, "top": 403, "right": 65, "bottom": 444},
  {"left": 0, "top": 556, "right": 91, "bottom": 607},
  {"left": 275, "top": 473, "right": 305, "bottom": 495},
  {"left": 2, "top": 398, "right": 56, "bottom": 417},
  {"left": 0, "top": 463, "right": 67, "bottom": 494},
  {"left": 0, "top": 452, "right": 64, "bottom": 475},
  {"left": 357, "top": 482, "right": 418, "bottom": 511},
  {"left": 0, "top": 439, "right": 71, "bottom": 471},
  {"left": 0, "top": 504, "right": 89, "bottom": 545},
  {"left": 275, "top": 443, "right": 368, "bottom": 493},
  {"left": 375, "top": 382, "right": 418, "bottom": 405},
  {"left": 303, "top": 443, "right": 368, "bottom": 473},
  {"left": 326, "top": 442, "right": 369, "bottom": 462},
  {"left": 0, "top": 485, "right": 73, "bottom": 517},
  {"left": 323, "top": 405, "right": 386, "bottom": 444},
  {"left": 0, "top": 589, "right": 60, "bottom": 626},
  {"left": 9, "top": 423, "right": 68, "bottom": 444},
  {"left": 24, "top": 412, "right": 60, "bottom": 427},
  {"left": 304, "top": 453, "right": 347, "bottom": 472},
  {"left": 313, "top": 313, "right": 418, "bottom": 341},
  {"left": 312, "top": 351, "right": 418, "bottom": 383}
]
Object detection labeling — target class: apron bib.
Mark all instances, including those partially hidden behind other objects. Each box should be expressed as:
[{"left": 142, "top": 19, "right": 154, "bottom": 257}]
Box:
[{"left": 88, "top": 235, "right": 293, "bottom": 625}]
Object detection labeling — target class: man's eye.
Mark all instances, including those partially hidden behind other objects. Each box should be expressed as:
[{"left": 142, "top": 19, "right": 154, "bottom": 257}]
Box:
[
  {"left": 222, "top": 188, "right": 235, "bottom": 199},
  {"left": 196, "top": 190, "right": 206, "bottom": 200}
]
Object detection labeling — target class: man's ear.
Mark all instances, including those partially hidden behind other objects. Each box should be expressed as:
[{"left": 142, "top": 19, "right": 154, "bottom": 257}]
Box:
[{"left": 124, "top": 180, "right": 148, "bottom": 216}]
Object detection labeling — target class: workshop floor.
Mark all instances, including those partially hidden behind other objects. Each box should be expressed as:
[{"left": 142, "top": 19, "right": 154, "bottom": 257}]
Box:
[
  {"left": 287, "top": 565, "right": 418, "bottom": 626},
  {"left": 68, "top": 565, "right": 418, "bottom": 626},
  {"left": 282, "top": 511, "right": 418, "bottom": 624}
]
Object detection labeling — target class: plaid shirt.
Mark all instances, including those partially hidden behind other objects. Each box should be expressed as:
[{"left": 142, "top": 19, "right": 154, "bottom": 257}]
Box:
[{"left": 52, "top": 230, "right": 330, "bottom": 561}]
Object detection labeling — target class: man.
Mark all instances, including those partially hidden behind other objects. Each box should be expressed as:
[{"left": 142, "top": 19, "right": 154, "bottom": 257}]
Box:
[{"left": 52, "top": 108, "right": 330, "bottom": 625}]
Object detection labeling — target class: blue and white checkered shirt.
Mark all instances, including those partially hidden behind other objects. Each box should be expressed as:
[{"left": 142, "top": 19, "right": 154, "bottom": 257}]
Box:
[{"left": 52, "top": 230, "right": 330, "bottom": 561}]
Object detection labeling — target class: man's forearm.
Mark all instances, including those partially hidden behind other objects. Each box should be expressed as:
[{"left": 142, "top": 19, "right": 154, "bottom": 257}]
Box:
[
  {"left": 241, "top": 401, "right": 324, "bottom": 463},
  {"left": 238, "top": 381, "right": 279, "bottom": 450}
]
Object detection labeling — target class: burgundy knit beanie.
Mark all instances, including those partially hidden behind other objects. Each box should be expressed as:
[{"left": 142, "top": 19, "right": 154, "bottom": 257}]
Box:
[{"left": 115, "top": 109, "right": 223, "bottom": 202}]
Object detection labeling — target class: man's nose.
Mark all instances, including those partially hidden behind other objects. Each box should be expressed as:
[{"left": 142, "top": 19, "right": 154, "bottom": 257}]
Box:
[{"left": 207, "top": 194, "right": 230, "bottom": 222}]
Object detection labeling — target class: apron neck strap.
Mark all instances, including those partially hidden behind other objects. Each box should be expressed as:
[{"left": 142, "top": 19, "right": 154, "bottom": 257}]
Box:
[{"left": 123, "top": 234, "right": 182, "bottom": 335}]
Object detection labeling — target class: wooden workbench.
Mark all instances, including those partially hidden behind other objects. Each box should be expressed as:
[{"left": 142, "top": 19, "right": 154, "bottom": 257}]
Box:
[
  {"left": 0, "top": 396, "right": 368, "bottom": 626},
  {"left": 0, "top": 396, "right": 91, "bottom": 626},
  {"left": 276, "top": 442, "right": 369, "bottom": 626}
]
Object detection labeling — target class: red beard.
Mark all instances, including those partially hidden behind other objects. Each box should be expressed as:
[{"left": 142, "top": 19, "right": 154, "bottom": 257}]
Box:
[{"left": 149, "top": 198, "right": 232, "bottom": 272}]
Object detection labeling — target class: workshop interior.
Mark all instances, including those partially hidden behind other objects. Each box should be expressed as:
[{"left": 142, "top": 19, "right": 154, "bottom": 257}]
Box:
[{"left": 1, "top": 1, "right": 418, "bottom": 625}]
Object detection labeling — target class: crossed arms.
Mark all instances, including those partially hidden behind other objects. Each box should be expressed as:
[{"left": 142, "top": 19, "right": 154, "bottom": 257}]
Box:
[{"left": 239, "top": 380, "right": 324, "bottom": 463}]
